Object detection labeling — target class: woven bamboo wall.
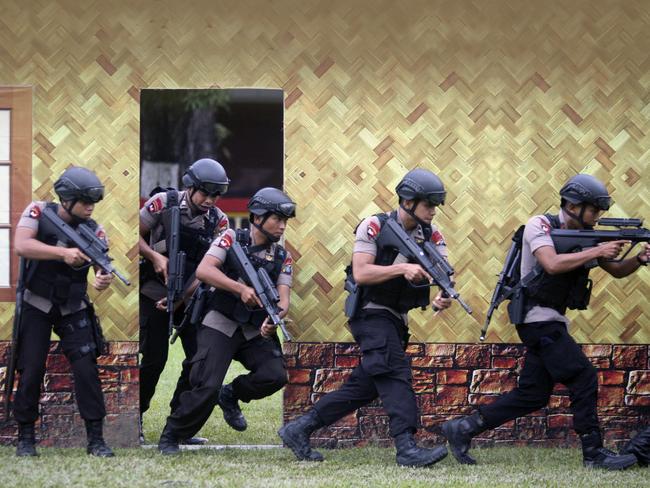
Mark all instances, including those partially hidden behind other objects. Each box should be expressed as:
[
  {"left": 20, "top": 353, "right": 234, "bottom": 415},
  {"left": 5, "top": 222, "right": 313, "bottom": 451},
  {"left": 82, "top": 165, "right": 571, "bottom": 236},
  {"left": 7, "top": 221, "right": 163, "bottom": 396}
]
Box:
[{"left": 0, "top": 0, "right": 648, "bottom": 343}]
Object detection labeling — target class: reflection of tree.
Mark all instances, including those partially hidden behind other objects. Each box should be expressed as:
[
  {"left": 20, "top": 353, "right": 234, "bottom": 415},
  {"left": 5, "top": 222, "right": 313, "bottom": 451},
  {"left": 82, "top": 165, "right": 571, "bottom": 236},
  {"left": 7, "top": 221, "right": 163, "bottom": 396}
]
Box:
[{"left": 140, "top": 90, "right": 231, "bottom": 176}]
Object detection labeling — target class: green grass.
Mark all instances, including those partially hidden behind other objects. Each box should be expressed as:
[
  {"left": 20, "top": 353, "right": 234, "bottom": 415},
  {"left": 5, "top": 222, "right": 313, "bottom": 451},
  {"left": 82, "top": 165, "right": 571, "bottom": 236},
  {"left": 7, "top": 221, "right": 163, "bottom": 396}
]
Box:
[{"left": 1, "top": 343, "right": 648, "bottom": 486}]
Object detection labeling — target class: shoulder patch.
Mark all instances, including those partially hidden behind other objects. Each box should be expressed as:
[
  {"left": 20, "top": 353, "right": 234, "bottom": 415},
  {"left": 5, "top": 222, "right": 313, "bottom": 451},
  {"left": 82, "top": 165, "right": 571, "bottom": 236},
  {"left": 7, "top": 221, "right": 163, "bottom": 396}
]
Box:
[
  {"left": 29, "top": 205, "right": 42, "bottom": 219},
  {"left": 431, "top": 230, "right": 446, "bottom": 246},
  {"left": 217, "top": 232, "right": 233, "bottom": 250},
  {"left": 218, "top": 215, "right": 229, "bottom": 231},
  {"left": 538, "top": 217, "right": 551, "bottom": 235},
  {"left": 367, "top": 220, "right": 381, "bottom": 240},
  {"left": 96, "top": 228, "right": 106, "bottom": 241},
  {"left": 281, "top": 255, "right": 293, "bottom": 274},
  {"left": 147, "top": 197, "right": 164, "bottom": 214}
]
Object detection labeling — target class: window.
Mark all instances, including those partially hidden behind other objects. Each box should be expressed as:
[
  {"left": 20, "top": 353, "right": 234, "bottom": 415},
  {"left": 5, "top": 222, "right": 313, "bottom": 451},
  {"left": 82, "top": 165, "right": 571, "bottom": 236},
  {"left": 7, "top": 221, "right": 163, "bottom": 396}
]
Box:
[{"left": 0, "top": 87, "right": 32, "bottom": 301}]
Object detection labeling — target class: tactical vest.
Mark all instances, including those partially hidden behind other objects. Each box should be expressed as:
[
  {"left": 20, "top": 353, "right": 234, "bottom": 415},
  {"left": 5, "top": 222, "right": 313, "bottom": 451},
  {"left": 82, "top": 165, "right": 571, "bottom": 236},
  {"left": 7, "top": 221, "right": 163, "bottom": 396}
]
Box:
[
  {"left": 356, "top": 212, "right": 432, "bottom": 314},
  {"left": 25, "top": 203, "right": 92, "bottom": 307},
  {"left": 144, "top": 189, "right": 219, "bottom": 281},
  {"left": 210, "top": 232, "right": 286, "bottom": 327},
  {"left": 524, "top": 214, "right": 593, "bottom": 315}
]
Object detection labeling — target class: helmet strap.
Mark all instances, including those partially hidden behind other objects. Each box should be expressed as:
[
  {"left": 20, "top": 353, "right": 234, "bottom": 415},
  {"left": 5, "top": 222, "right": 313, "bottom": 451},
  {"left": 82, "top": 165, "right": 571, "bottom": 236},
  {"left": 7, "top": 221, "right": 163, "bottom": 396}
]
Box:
[
  {"left": 400, "top": 200, "right": 430, "bottom": 230},
  {"left": 61, "top": 199, "right": 85, "bottom": 225},
  {"left": 252, "top": 213, "right": 280, "bottom": 243},
  {"left": 564, "top": 203, "right": 587, "bottom": 228}
]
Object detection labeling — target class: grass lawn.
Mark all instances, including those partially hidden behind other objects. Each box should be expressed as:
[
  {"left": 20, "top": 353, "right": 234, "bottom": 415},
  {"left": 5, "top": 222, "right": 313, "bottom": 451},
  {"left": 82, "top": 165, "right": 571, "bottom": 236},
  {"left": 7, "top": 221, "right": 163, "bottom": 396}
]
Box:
[{"left": 1, "top": 343, "right": 647, "bottom": 487}]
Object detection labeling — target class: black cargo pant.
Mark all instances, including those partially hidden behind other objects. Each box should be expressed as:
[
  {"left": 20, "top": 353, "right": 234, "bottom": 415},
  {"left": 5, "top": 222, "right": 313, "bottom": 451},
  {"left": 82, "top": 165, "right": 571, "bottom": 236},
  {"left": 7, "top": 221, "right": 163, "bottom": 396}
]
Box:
[
  {"left": 13, "top": 302, "right": 106, "bottom": 424},
  {"left": 313, "top": 309, "right": 417, "bottom": 438},
  {"left": 166, "top": 325, "right": 287, "bottom": 439},
  {"left": 479, "top": 320, "right": 599, "bottom": 435},
  {"left": 139, "top": 295, "right": 197, "bottom": 414}
]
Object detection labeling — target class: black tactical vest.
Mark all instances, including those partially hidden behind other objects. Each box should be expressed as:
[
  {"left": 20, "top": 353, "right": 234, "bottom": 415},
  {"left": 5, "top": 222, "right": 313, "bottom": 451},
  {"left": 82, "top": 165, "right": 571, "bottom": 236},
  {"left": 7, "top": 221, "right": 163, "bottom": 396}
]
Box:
[
  {"left": 524, "top": 214, "right": 593, "bottom": 315},
  {"left": 25, "top": 203, "right": 93, "bottom": 307},
  {"left": 357, "top": 212, "right": 432, "bottom": 314},
  {"left": 210, "top": 231, "right": 286, "bottom": 327}
]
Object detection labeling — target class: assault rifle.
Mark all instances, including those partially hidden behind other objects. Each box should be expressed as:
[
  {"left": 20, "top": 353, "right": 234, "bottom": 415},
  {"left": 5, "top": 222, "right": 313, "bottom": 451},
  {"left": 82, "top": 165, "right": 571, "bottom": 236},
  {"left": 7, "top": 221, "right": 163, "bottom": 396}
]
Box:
[
  {"left": 375, "top": 218, "right": 473, "bottom": 315},
  {"left": 41, "top": 206, "right": 130, "bottom": 286},
  {"left": 170, "top": 282, "right": 209, "bottom": 344},
  {"left": 551, "top": 218, "right": 649, "bottom": 260},
  {"left": 3, "top": 258, "right": 27, "bottom": 421},
  {"left": 166, "top": 205, "right": 186, "bottom": 336},
  {"left": 229, "top": 240, "right": 293, "bottom": 341}
]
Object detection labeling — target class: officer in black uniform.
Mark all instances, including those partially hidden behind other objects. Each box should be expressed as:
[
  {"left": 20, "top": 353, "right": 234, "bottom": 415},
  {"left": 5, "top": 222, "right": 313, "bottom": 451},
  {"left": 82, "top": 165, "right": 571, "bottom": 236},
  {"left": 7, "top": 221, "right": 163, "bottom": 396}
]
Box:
[
  {"left": 279, "top": 169, "right": 452, "bottom": 467},
  {"left": 157, "top": 187, "right": 295, "bottom": 455},
  {"left": 139, "top": 158, "right": 230, "bottom": 443},
  {"left": 12, "top": 166, "right": 114, "bottom": 457},
  {"left": 621, "top": 426, "right": 650, "bottom": 467},
  {"left": 442, "top": 174, "right": 649, "bottom": 470}
]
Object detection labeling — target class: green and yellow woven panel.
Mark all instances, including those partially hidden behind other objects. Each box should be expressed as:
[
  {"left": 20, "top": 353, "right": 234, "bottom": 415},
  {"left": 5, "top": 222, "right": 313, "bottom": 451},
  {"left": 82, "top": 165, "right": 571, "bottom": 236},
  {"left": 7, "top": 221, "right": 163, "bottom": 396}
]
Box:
[{"left": 0, "top": 0, "right": 647, "bottom": 343}]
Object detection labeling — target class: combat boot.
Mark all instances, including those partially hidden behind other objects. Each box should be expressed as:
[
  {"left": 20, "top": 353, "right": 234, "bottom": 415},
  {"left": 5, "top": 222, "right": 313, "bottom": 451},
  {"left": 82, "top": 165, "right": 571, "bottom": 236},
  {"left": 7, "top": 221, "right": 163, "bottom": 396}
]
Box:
[
  {"left": 158, "top": 423, "right": 180, "bottom": 455},
  {"left": 620, "top": 427, "right": 650, "bottom": 467},
  {"left": 278, "top": 409, "right": 324, "bottom": 461},
  {"left": 138, "top": 415, "right": 145, "bottom": 444},
  {"left": 394, "top": 431, "right": 448, "bottom": 467},
  {"left": 217, "top": 383, "right": 247, "bottom": 432},
  {"left": 581, "top": 430, "right": 637, "bottom": 470},
  {"left": 85, "top": 420, "right": 115, "bottom": 457},
  {"left": 16, "top": 423, "right": 38, "bottom": 457},
  {"left": 441, "top": 412, "right": 486, "bottom": 465}
]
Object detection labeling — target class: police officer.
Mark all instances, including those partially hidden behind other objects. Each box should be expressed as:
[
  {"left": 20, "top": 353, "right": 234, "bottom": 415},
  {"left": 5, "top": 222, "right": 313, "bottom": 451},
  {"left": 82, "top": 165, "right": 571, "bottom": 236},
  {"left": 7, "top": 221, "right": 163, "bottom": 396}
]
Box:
[
  {"left": 442, "top": 174, "right": 650, "bottom": 470},
  {"left": 12, "top": 166, "right": 114, "bottom": 457},
  {"left": 279, "top": 168, "right": 451, "bottom": 467},
  {"left": 139, "top": 158, "right": 230, "bottom": 443},
  {"left": 621, "top": 426, "right": 650, "bottom": 467},
  {"left": 157, "top": 187, "right": 295, "bottom": 455}
]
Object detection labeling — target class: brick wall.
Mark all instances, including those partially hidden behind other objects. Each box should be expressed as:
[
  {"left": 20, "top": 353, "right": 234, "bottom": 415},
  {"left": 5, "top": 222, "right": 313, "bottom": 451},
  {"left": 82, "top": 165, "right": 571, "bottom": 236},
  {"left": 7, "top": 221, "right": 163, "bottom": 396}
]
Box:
[
  {"left": 283, "top": 343, "right": 650, "bottom": 448},
  {"left": 0, "top": 341, "right": 139, "bottom": 448}
]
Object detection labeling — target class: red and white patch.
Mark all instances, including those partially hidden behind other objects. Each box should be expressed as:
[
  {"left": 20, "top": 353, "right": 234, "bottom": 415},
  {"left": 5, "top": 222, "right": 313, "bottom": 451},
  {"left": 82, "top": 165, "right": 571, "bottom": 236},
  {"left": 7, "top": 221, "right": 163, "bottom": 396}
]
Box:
[
  {"left": 29, "top": 205, "right": 42, "bottom": 219},
  {"left": 218, "top": 215, "right": 229, "bottom": 231},
  {"left": 96, "top": 229, "right": 106, "bottom": 240},
  {"left": 367, "top": 220, "right": 380, "bottom": 240},
  {"left": 539, "top": 218, "right": 551, "bottom": 235},
  {"left": 431, "top": 230, "right": 446, "bottom": 246},
  {"left": 217, "top": 232, "right": 233, "bottom": 249},
  {"left": 147, "top": 197, "right": 163, "bottom": 214},
  {"left": 281, "top": 255, "right": 293, "bottom": 274}
]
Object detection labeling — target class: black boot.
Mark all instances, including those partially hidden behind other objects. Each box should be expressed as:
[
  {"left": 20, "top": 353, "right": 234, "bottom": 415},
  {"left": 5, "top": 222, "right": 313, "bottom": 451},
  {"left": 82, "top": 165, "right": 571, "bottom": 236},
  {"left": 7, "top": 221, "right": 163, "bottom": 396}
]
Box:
[
  {"left": 158, "top": 423, "right": 180, "bottom": 455},
  {"left": 85, "top": 420, "right": 115, "bottom": 457},
  {"left": 441, "top": 412, "right": 486, "bottom": 465},
  {"left": 620, "top": 427, "right": 650, "bottom": 467},
  {"left": 581, "top": 430, "right": 637, "bottom": 470},
  {"left": 278, "top": 409, "right": 324, "bottom": 461},
  {"left": 394, "top": 431, "right": 448, "bottom": 467},
  {"left": 16, "top": 423, "right": 38, "bottom": 457},
  {"left": 138, "top": 415, "right": 145, "bottom": 445},
  {"left": 217, "top": 383, "right": 247, "bottom": 432}
]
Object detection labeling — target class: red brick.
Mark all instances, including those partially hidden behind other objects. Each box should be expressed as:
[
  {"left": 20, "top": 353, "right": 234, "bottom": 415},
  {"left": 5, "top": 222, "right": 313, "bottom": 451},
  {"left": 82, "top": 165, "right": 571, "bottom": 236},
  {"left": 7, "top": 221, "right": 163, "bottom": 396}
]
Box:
[
  {"left": 436, "top": 385, "right": 468, "bottom": 406},
  {"left": 288, "top": 368, "right": 311, "bottom": 384},
  {"left": 598, "top": 386, "right": 625, "bottom": 407},
  {"left": 99, "top": 369, "right": 120, "bottom": 384},
  {"left": 548, "top": 414, "right": 573, "bottom": 429},
  {"left": 436, "top": 370, "right": 469, "bottom": 385},
  {"left": 359, "top": 415, "right": 390, "bottom": 439},
  {"left": 548, "top": 395, "right": 570, "bottom": 409},
  {"left": 110, "top": 342, "right": 139, "bottom": 355},
  {"left": 313, "top": 369, "right": 352, "bottom": 392},
  {"left": 405, "top": 344, "right": 424, "bottom": 356},
  {"left": 119, "top": 367, "right": 139, "bottom": 383},
  {"left": 412, "top": 369, "right": 435, "bottom": 393},
  {"left": 282, "top": 341, "right": 300, "bottom": 356},
  {"left": 285, "top": 356, "right": 296, "bottom": 368},
  {"left": 330, "top": 412, "right": 358, "bottom": 428},
  {"left": 625, "top": 395, "right": 650, "bottom": 406},
  {"left": 582, "top": 345, "right": 612, "bottom": 358},
  {"left": 425, "top": 344, "right": 455, "bottom": 356},
  {"left": 411, "top": 356, "right": 454, "bottom": 368},
  {"left": 492, "top": 357, "right": 517, "bottom": 369},
  {"left": 626, "top": 370, "right": 650, "bottom": 395},
  {"left": 588, "top": 357, "right": 611, "bottom": 369},
  {"left": 612, "top": 346, "right": 646, "bottom": 368},
  {"left": 284, "top": 385, "right": 312, "bottom": 407},
  {"left": 335, "top": 356, "right": 359, "bottom": 368},
  {"left": 470, "top": 369, "right": 517, "bottom": 394},
  {"left": 598, "top": 370, "right": 625, "bottom": 386},
  {"left": 44, "top": 374, "right": 73, "bottom": 392},
  {"left": 335, "top": 344, "right": 359, "bottom": 355},
  {"left": 468, "top": 393, "right": 500, "bottom": 406},
  {"left": 417, "top": 393, "right": 438, "bottom": 411},
  {"left": 45, "top": 354, "right": 71, "bottom": 373},
  {"left": 97, "top": 354, "right": 137, "bottom": 367},
  {"left": 491, "top": 345, "right": 523, "bottom": 356},
  {"left": 455, "top": 345, "right": 490, "bottom": 368},
  {"left": 298, "top": 344, "right": 335, "bottom": 368}
]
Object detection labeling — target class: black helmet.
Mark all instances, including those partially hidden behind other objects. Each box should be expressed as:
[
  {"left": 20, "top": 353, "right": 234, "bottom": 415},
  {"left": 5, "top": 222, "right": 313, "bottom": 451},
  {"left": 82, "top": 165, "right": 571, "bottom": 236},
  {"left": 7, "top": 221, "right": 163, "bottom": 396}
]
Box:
[
  {"left": 248, "top": 187, "right": 296, "bottom": 218},
  {"left": 560, "top": 174, "right": 611, "bottom": 210},
  {"left": 396, "top": 168, "right": 446, "bottom": 206},
  {"left": 182, "top": 158, "right": 230, "bottom": 196},
  {"left": 54, "top": 167, "right": 104, "bottom": 203}
]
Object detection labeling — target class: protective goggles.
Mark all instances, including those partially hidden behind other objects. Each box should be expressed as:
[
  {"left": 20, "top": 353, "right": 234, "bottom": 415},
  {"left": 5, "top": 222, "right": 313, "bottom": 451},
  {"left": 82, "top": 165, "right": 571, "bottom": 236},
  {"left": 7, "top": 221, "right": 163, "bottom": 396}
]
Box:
[
  {"left": 197, "top": 182, "right": 229, "bottom": 197},
  {"left": 421, "top": 192, "right": 446, "bottom": 206},
  {"left": 591, "top": 196, "right": 611, "bottom": 211},
  {"left": 78, "top": 186, "right": 104, "bottom": 203},
  {"left": 270, "top": 202, "right": 297, "bottom": 218}
]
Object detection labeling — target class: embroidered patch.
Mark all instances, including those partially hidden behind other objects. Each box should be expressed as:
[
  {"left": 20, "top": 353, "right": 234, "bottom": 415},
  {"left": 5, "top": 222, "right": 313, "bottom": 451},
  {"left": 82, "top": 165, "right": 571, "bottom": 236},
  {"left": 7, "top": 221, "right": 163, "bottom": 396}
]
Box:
[
  {"left": 539, "top": 218, "right": 551, "bottom": 235},
  {"left": 96, "top": 229, "right": 106, "bottom": 241},
  {"left": 281, "top": 255, "right": 293, "bottom": 274},
  {"left": 431, "top": 230, "right": 446, "bottom": 246},
  {"left": 217, "top": 232, "right": 233, "bottom": 249},
  {"left": 218, "top": 215, "right": 229, "bottom": 231},
  {"left": 147, "top": 197, "right": 163, "bottom": 214},
  {"left": 367, "top": 220, "right": 380, "bottom": 240},
  {"left": 29, "top": 205, "right": 42, "bottom": 219}
]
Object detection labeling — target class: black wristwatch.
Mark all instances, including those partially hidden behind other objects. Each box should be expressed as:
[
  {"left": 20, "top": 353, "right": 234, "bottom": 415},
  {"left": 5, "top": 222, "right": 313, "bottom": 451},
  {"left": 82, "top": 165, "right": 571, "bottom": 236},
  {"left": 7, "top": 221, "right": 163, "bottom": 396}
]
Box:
[{"left": 637, "top": 254, "right": 648, "bottom": 266}]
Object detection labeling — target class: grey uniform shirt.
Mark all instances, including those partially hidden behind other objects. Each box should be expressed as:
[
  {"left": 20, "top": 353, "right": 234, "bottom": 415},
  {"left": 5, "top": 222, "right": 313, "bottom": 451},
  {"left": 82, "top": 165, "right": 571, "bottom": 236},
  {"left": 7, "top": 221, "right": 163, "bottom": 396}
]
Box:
[
  {"left": 354, "top": 211, "right": 449, "bottom": 325},
  {"left": 17, "top": 201, "right": 108, "bottom": 316},
  {"left": 139, "top": 190, "right": 229, "bottom": 301},
  {"left": 201, "top": 228, "right": 293, "bottom": 340},
  {"left": 520, "top": 210, "right": 570, "bottom": 325}
]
